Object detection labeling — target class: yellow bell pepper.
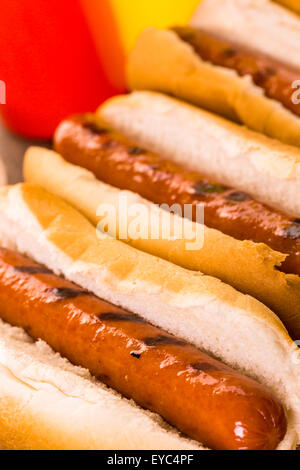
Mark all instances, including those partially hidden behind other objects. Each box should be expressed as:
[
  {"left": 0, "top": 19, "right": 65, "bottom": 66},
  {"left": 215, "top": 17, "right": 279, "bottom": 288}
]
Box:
[
  {"left": 109, "top": 0, "right": 201, "bottom": 54},
  {"left": 80, "top": 0, "right": 200, "bottom": 90}
]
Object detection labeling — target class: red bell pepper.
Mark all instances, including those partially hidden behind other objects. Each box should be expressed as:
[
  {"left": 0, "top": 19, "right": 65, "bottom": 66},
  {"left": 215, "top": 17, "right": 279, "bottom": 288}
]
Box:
[{"left": 0, "top": 0, "right": 123, "bottom": 139}]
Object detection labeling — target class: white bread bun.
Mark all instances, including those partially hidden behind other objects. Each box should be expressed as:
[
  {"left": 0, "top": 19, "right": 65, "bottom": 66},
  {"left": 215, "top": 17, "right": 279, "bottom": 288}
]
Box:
[
  {"left": 274, "top": 0, "right": 300, "bottom": 14},
  {"left": 191, "top": 0, "right": 300, "bottom": 69},
  {"left": 127, "top": 27, "right": 300, "bottom": 148},
  {"left": 24, "top": 146, "right": 300, "bottom": 339},
  {"left": 98, "top": 91, "right": 300, "bottom": 218},
  {"left": 0, "top": 320, "right": 202, "bottom": 450},
  {"left": 0, "top": 183, "right": 299, "bottom": 449}
]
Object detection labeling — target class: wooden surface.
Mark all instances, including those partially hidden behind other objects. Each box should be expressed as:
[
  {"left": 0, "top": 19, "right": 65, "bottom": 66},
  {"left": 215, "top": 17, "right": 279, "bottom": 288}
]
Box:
[{"left": 0, "top": 120, "right": 50, "bottom": 184}]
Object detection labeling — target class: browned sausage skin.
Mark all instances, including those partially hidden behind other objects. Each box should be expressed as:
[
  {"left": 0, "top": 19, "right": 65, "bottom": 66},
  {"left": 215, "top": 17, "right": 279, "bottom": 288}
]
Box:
[
  {"left": 171, "top": 26, "right": 300, "bottom": 118},
  {"left": 0, "top": 247, "right": 287, "bottom": 450},
  {"left": 54, "top": 116, "right": 300, "bottom": 276}
]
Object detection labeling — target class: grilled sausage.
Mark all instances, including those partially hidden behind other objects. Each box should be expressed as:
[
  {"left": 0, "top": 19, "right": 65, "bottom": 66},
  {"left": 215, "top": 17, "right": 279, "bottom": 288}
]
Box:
[
  {"left": 54, "top": 116, "right": 300, "bottom": 276},
  {"left": 172, "top": 26, "right": 300, "bottom": 118},
  {"left": 0, "top": 247, "right": 287, "bottom": 450}
]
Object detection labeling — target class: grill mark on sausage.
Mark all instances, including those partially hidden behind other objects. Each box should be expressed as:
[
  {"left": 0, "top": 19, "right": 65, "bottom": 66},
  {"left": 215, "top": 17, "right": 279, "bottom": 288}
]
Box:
[
  {"left": 223, "top": 47, "right": 237, "bottom": 58},
  {"left": 99, "top": 312, "right": 147, "bottom": 324},
  {"left": 101, "top": 140, "right": 118, "bottom": 150},
  {"left": 12, "top": 266, "right": 95, "bottom": 299},
  {"left": 128, "top": 147, "right": 146, "bottom": 156},
  {"left": 283, "top": 225, "right": 300, "bottom": 240},
  {"left": 149, "top": 164, "right": 160, "bottom": 170},
  {"left": 130, "top": 351, "right": 142, "bottom": 359},
  {"left": 47, "top": 287, "right": 92, "bottom": 299},
  {"left": 265, "top": 67, "right": 277, "bottom": 76},
  {"left": 143, "top": 335, "right": 187, "bottom": 347},
  {"left": 254, "top": 67, "right": 277, "bottom": 85},
  {"left": 226, "top": 191, "right": 250, "bottom": 202},
  {"left": 13, "top": 265, "right": 52, "bottom": 275},
  {"left": 82, "top": 121, "right": 109, "bottom": 135},
  {"left": 193, "top": 181, "right": 227, "bottom": 195}
]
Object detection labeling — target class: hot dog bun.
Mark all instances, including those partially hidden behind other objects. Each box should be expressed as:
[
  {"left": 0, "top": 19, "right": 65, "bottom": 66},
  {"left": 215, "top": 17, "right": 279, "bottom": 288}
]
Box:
[
  {"left": 0, "top": 319, "right": 203, "bottom": 450},
  {"left": 24, "top": 146, "right": 300, "bottom": 339},
  {"left": 98, "top": 91, "right": 300, "bottom": 219},
  {"left": 128, "top": 0, "right": 300, "bottom": 147},
  {"left": 0, "top": 183, "right": 299, "bottom": 449}
]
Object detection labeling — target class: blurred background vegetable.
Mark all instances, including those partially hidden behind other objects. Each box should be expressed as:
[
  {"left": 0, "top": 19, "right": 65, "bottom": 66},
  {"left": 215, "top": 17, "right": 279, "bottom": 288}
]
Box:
[
  {"left": 80, "top": 0, "right": 200, "bottom": 91},
  {"left": 0, "top": 0, "right": 118, "bottom": 138},
  {"left": 0, "top": 0, "right": 200, "bottom": 139}
]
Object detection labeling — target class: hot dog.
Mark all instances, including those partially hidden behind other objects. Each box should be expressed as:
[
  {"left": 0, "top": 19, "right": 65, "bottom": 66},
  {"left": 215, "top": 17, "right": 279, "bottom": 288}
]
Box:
[
  {"left": 0, "top": 246, "right": 288, "bottom": 450},
  {"left": 128, "top": 0, "right": 300, "bottom": 147},
  {"left": 54, "top": 114, "right": 300, "bottom": 276},
  {"left": 98, "top": 90, "right": 300, "bottom": 216},
  {"left": 0, "top": 183, "right": 299, "bottom": 450},
  {"left": 171, "top": 26, "right": 300, "bottom": 118}
]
